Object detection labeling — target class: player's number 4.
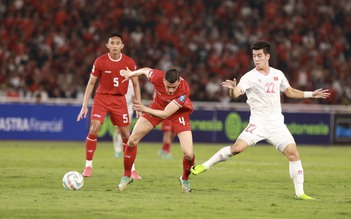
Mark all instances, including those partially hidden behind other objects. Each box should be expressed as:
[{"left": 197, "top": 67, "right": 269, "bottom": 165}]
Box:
[{"left": 178, "top": 117, "right": 186, "bottom": 125}]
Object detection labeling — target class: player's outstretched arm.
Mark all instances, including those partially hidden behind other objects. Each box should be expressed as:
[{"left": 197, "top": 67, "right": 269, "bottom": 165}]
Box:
[
  {"left": 285, "top": 87, "right": 330, "bottom": 99},
  {"left": 120, "top": 67, "right": 152, "bottom": 82},
  {"left": 133, "top": 100, "right": 179, "bottom": 119},
  {"left": 311, "top": 88, "right": 330, "bottom": 99},
  {"left": 221, "top": 78, "right": 242, "bottom": 99}
]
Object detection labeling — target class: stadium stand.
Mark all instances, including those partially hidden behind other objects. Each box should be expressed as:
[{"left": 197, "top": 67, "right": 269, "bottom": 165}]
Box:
[{"left": 1, "top": 0, "right": 350, "bottom": 104}]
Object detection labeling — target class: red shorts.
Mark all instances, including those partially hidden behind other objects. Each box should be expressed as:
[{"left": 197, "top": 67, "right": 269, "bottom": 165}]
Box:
[
  {"left": 143, "top": 112, "right": 191, "bottom": 134},
  {"left": 161, "top": 119, "right": 173, "bottom": 132},
  {"left": 90, "top": 94, "right": 130, "bottom": 127}
]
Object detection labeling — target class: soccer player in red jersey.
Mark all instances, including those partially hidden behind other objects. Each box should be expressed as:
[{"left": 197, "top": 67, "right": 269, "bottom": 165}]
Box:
[
  {"left": 158, "top": 119, "right": 176, "bottom": 160},
  {"left": 77, "top": 33, "right": 142, "bottom": 179},
  {"left": 117, "top": 67, "right": 195, "bottom": 193}
]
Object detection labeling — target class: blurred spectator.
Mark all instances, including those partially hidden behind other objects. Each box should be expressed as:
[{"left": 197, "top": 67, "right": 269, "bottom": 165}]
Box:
[
  {"left": 205, "top": 75, "right": 222, "bottom": 101},
  {"left": 32, "top": 85, "right": 48, "bottom": 103}
]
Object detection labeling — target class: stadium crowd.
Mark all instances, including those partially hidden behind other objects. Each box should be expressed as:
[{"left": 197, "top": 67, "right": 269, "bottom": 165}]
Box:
[{"left": 1, "top": 0, "right": 350, "bottom": 104}]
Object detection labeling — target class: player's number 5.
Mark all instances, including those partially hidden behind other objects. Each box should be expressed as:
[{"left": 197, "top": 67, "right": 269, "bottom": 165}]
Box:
[{"left": 113, "top": 78, "right": 119, "bottom": 87}]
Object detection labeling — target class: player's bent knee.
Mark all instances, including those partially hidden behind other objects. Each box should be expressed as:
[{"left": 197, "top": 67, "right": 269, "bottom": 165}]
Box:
[
  {"left": 286, "top": 151, "right": 300, "bottom": 161},
  {"left": 127, "top": 135, "right": 140, "bottom": 146},
  {"left": 230, "top": 145, "right": 245, "bottom": 155},
  {"left": 89, "top": 127, "right": 100, "bottom": 135}
]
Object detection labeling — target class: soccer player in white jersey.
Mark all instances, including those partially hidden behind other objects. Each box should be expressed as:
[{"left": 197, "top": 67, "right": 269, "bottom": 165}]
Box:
[
  {"left": 113, "top": 80, "right": 142, "bottom": 180},
  {"left": 191, "top": 41, "right": 330, "bottom": 200}
]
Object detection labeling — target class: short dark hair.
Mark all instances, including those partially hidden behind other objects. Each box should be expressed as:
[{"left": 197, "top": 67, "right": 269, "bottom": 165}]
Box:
[
  {"left": 164, "top": 68, "right": 180, "bottom": 83},
  {"left": 108, "top": 33, "right": 123, "bottom": 41},
  {"left": 251, "top": 41, "right": 270, "bottom": 54}
]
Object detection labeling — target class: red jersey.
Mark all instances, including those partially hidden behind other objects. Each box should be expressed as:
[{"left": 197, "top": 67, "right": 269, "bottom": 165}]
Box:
[
  {"left": 148, "top": 69, "right": 193, "bottom": 114},
  {"left": 91, "top": 53, "right": 136, "bottom": 95}
]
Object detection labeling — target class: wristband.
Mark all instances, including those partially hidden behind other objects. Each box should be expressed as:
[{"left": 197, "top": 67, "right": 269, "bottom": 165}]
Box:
[{"left": 303, "top": 91, "right": 313, "bottom": 98}]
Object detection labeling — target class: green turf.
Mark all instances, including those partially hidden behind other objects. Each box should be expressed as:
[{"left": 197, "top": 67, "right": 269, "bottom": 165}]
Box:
[{"left": 0, "top": 141, "right": 350, "bottom": 219}]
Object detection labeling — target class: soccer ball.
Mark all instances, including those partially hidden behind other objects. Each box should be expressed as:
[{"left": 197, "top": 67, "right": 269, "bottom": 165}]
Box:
[{"left": 62, "top": 171, "right": 84, "bottom": 190}]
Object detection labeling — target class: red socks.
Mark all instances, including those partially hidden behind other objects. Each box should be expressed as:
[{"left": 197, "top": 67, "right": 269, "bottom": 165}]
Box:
[
  {"left": 85, "top": 134, "right": 97, "bottom": 160},
  {"left": 123, "top": 145, "right": 137, "bottom": 177},
  {"left": 122, "top": 138, "right": 128, "bottom": 153},
  {"left": 162, "top": 143, "right": 171, "bottom": 153},
  {"left": 182, "top": 155, "right": 195, "bottom": 180}
]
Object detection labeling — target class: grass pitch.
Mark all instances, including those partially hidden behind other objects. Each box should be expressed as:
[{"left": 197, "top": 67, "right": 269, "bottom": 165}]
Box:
[{"left": 0, "top": 141, "right": 350, "bottom": 219}]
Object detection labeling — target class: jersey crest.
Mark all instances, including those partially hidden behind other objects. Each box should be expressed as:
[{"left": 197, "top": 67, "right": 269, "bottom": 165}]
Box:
[{"left": 178, "top": 95, "right": 186, "bottom": 102}]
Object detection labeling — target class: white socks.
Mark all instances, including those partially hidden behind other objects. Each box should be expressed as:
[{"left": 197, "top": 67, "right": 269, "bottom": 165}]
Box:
[
  {"left": 113, "top": 130, "right": 123, "bottom": 154},
  {"left": 289, "top": 160, "right": 305, "bottom": 197},
  {"left": 203, "top": 146, "right": 232, "bottom": 169},
  {"left": 85, "top": 160, "right": 92, "bottom": 168}
]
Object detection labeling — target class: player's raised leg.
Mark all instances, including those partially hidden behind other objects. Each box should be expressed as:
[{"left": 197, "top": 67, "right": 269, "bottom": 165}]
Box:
[
  {"left": 191, "top": 139, "right": 249, "bottom": 175},
  {"left": 283, "top": 143, "right": 315, "bottom": 200},
  {"left": 190, "top": 146, "right": 232, "bottom": 175}
]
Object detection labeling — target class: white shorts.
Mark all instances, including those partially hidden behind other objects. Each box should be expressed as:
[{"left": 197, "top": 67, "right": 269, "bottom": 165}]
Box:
[
  {"left": 238, "top": 119, "right": 295, "bottom": 152},
  {"left": 127, "top": 105, "right": 134, "bottom": 121}
]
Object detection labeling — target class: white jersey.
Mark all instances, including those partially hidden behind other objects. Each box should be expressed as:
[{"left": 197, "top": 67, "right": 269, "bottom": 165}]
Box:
[{"left": 237, "top": 67, "right": 290, "bottom": 123}]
